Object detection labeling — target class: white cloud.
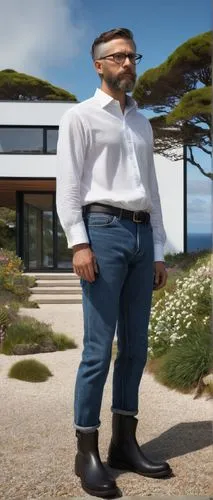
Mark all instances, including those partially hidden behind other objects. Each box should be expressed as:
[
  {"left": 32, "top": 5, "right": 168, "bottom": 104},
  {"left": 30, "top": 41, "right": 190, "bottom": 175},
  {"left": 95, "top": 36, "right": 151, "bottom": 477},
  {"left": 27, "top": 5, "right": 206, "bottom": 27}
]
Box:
[
  {"left": 0, "top": 0, "right": 87, "bottom": 76},
  {"left": 188, "top": 197, "right": 208, "bottom": 213},
  {"left": 188, "top": 179, "right": 212, "bottom": 196},
  {"left": 188, "top": 197, "right": 212, "bottom": 224}
]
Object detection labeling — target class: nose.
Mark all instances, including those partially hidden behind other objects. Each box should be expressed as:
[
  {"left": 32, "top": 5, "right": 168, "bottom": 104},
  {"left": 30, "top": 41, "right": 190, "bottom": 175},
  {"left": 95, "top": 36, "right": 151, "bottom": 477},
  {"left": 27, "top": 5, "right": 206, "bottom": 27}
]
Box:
[{"left": 122, "top": 55, "right": 134, "bottom": 69}]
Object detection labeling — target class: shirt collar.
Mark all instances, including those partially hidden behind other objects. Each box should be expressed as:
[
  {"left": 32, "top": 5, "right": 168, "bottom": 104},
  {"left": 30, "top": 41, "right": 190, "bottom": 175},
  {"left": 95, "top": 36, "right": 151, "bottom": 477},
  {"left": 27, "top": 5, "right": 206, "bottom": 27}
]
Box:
[{"left": 94, "top": 88, "right": 137, "bottom": 112}]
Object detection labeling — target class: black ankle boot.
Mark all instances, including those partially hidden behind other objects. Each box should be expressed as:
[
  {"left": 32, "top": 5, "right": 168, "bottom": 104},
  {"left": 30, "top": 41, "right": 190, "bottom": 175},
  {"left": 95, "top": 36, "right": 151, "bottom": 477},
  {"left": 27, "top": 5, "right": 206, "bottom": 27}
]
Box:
[
  {"left": 107, "top": 414, "right": 172, "bottom": 478},
  {"left": 75, "top": 430, "right": 120, "bottom": 498}
]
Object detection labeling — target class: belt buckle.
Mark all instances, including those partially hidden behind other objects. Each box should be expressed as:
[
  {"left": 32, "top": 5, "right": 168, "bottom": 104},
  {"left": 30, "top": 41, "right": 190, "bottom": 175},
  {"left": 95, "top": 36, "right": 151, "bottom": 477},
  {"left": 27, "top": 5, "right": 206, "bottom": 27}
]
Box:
[{"left": 133, "top": 211, "right": 142, "bottom": 223}]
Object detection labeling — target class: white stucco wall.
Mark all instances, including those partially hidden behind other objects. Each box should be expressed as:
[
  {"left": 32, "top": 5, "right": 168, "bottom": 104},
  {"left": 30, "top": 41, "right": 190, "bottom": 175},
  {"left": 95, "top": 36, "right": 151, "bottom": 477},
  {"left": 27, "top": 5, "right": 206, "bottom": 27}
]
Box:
[
  {"left": 154, "top": 154, "right": 184, "bottom": 254},
  {"left": 0, "top": 101, "right": 75, "bottom": 125},
  {"left": 0, "top": 154, "right": 56, "bottom": 177},
  {"left": 0, "top": 101, "right": 184, "bottom": 254}
]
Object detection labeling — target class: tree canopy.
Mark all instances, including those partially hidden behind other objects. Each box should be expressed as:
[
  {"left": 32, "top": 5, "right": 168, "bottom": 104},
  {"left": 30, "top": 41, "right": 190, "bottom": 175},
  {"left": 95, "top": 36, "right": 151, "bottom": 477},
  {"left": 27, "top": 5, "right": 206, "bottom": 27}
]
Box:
[
  {"left": 133, "top": 31, "right": 212, "bottom": 179},
  {"left": 0, "top": 69, "right": 77, "bottom": 102}
]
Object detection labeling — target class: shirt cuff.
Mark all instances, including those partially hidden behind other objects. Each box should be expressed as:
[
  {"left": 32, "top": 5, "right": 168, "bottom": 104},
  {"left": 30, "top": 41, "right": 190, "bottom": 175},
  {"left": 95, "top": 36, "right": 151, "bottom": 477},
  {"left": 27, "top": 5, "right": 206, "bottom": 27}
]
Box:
[
  {"left": 66, "top": 221, "right": 89, "bottom": 248},
  {"left": 154, "top": 243, "right": 165, "bottom": 262}
]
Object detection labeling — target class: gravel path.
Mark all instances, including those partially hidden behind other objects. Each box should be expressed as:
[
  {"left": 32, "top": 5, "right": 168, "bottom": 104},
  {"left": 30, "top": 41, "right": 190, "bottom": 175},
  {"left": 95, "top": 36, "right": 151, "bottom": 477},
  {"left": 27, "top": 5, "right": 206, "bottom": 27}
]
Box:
[{"left": 0, "top": 305, "right": 212, "bottom": 499}]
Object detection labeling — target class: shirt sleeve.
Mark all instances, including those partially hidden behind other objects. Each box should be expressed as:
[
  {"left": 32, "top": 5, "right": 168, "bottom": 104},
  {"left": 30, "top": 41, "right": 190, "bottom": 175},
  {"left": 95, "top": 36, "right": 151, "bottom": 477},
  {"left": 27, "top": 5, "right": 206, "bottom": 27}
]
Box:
[
  {"left": 148, "top": 122, "right": 167, "bottom": 262},
  {"left": 56, "top": 109, "right": 89, "bottom": 248}
]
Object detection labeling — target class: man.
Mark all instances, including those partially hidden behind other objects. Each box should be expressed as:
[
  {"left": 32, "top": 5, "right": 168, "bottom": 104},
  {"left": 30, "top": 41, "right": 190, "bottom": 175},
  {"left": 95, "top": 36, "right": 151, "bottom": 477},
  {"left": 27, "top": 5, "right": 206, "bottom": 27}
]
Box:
[{"left": 56, "top": 28, "right": 172, "bottom": 498}]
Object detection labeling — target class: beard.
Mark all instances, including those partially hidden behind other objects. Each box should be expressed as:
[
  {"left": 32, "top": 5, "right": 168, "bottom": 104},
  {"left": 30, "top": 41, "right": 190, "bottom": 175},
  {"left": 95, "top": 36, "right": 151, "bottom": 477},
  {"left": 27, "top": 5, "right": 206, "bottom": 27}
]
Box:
[{"left": 103, "top": 71, "right": 136, "bottom": 92}]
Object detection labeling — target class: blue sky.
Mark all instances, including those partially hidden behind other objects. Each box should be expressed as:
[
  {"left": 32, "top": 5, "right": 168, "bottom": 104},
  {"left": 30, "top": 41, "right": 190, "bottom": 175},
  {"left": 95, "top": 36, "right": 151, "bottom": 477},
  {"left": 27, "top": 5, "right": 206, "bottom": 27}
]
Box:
[
  {"left": 48, "top": 0, "right": 211, "bottom": 103},
  {"left": 1, "top": 0, "right": 212, "bottom": 234}
]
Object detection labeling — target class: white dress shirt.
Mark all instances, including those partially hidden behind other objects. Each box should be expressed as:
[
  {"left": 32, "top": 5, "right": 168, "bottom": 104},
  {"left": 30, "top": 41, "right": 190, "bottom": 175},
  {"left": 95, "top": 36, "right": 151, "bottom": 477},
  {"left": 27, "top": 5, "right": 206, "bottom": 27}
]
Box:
[{"left": 56, "top": 88, "right": 166, "bottom": 261}]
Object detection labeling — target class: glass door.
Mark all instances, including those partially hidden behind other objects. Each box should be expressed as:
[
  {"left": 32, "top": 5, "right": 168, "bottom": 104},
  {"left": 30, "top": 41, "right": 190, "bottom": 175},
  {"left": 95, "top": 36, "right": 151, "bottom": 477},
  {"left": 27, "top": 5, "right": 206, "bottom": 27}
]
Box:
[
  {"left": 24, "top": 193, "right": 54, "bottom": 270},
  {"left": 23, "top": 192, "right": 72, "bottom": 271}
]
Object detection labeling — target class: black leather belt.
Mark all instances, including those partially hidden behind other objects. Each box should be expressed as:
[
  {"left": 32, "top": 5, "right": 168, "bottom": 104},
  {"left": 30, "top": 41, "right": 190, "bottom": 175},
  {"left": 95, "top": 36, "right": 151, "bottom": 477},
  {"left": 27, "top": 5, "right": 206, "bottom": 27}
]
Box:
[{"left": 83, "top": 203, "right": 150, "bottom": 224}]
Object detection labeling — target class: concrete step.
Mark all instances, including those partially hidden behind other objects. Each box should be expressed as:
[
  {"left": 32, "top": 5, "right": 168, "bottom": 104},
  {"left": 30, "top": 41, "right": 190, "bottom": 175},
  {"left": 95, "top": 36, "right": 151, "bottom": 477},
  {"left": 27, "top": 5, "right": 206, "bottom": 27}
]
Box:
[
  {"left": 26, "top": 273, "right": 78, "bottom": 280},
  {"left": 29, "top": 294, "right": 82, "bottom": 304},
  {"left": 30, "top": 287, "right": 82, "bottom": 295},
  {"left": 34, "top": 279, "right": 80, "bottom": 287}
]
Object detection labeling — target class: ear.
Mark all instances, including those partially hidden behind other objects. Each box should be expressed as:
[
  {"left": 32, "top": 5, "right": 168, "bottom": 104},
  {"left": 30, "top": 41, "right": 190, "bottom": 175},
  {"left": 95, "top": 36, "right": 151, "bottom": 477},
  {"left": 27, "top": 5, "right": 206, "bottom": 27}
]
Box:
[{"left": 94, "top": 60, "right": 103, "bottom": 76}]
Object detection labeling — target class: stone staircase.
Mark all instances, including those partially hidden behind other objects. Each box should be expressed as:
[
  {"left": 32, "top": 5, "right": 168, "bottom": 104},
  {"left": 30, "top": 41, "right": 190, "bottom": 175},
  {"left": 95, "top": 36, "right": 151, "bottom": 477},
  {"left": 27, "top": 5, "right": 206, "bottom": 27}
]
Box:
[{"left": 28, "top": 273, "right": 82, "bottom": 304}]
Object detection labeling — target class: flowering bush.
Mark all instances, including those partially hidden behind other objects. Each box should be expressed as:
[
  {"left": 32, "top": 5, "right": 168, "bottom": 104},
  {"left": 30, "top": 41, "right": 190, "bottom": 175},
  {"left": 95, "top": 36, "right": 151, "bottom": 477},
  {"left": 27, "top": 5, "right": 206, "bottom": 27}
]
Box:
[
  {"left": 148, "top": 261, "right": 211, "bottom": 359},
  {"left": 0, "top": 248, "right": 23, "bottom": 272},
  {"left": 0, "top": 249, "right": 34, "bottom": 304}
]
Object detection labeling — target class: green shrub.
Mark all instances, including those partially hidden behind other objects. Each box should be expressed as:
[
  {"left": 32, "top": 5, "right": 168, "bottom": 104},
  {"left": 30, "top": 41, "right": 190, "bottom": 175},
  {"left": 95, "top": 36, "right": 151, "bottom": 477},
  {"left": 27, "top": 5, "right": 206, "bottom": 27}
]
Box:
[
  {"left": 2, "top": 274, "right": 30, "bottom": 298},
  {"left": 0, "top": 306, "right": 10, "bottom": 329},
  {"left": 0, "top": 306, "right": 10, "bottom": 350},
  {"left": 2, "top": 316, "right": 76, "bottom": 354},
  {"left": 8, "top": 359, "right": 53, "bottom": 382},
  {"left": 0, "top": 304, "right": 20, "bottom": 349},
  {"left": 0, "top": 220, "right": 16, "bottom": 250},
  {"left": 153, "top": 326, "right": 213, "bottom": 392},
  {"left": 52, "top": 333, "right": 77, "bottom": 350}
]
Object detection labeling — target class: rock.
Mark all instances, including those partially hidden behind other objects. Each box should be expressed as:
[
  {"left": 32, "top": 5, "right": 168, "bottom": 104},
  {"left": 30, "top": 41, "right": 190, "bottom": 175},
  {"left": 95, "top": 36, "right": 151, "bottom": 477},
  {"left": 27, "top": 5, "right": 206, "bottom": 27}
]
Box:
[
  {"left": 40, "top": 339, "right": 56, "bottom": 353},
  {"left": 203, "top": 373, "right": 213, "bottom": 386},
  {"left": 12, "top": 343, "right": 41, "bottom": 355},
  {"left": 12, "top": 339, "right": 57, "bottom": 355}
]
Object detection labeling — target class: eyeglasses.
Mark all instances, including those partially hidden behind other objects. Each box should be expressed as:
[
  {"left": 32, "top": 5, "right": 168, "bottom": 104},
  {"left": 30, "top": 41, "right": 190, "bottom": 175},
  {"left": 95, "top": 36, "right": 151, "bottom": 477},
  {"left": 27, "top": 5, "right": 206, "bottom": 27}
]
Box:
[{"left": 98, "top": 52, "right": 143, "bottom": 65}]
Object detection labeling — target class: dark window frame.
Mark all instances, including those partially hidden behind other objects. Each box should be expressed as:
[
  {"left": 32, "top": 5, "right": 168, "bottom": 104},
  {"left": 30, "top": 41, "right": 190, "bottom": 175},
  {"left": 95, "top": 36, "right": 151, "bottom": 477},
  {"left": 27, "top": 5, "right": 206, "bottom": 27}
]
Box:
[{"left": 0, "top": 125, "right": 58, "bottom": 155}]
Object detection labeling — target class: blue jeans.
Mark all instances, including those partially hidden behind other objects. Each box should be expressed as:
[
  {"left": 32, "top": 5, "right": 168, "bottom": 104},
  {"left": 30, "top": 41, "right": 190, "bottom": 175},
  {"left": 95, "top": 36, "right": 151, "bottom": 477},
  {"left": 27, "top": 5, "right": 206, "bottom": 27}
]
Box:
[{"left": 74, "top": 212, "right": 154, "bottom": 432}]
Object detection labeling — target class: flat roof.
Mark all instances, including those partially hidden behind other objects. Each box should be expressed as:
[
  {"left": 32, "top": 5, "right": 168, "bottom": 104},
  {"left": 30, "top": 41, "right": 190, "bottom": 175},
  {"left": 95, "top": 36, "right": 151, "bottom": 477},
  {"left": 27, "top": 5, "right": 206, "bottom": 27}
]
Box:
[{"left": 0, "top": 100, "right": 78, "bottom": 103}]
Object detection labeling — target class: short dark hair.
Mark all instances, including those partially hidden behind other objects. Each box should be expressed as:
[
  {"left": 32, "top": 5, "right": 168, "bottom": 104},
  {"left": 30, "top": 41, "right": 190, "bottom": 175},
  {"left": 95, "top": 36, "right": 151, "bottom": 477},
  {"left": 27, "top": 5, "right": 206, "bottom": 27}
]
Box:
[{"left": 91, "top": 28, "right": 136, "bottom": 61}]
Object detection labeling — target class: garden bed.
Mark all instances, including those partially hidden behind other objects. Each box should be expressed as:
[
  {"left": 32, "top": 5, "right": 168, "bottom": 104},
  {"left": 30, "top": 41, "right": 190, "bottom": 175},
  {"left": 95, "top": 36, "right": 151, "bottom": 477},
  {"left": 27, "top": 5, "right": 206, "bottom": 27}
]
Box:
[{"left": 0, "top": 249, "right": 77, "bottom": 355}]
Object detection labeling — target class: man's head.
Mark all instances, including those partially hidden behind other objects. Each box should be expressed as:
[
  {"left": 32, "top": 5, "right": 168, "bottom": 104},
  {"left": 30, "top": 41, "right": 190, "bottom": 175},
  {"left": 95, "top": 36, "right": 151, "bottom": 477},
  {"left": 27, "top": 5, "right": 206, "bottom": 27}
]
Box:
[{"left": 91, "top": 28, "right": 142, "bottom": 93}]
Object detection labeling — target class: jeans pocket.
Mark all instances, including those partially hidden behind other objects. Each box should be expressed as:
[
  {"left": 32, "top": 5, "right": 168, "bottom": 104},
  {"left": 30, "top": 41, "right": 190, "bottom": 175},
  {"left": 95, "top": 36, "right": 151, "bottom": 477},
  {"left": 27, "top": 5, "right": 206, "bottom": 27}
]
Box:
[{"left": 85, "top": 213, "right": 117, "bottom": 227}]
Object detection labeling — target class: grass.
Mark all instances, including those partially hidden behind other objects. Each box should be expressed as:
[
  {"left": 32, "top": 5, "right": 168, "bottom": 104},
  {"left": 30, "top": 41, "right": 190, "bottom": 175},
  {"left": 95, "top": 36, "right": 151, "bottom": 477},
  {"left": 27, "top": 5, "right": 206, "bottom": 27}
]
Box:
[
  {"left": 147, "top": 325, "right": 213, "bottom": 394},
  {"left": 52, "top": 333, "right": 77, "bottom": 351},
  {"left": 0, "top": 278, "right": 38, "bottom": 308},
  {"left": 164, "top": 249, "right": 211, "bottom": 270},
  {"left": 1, "top": 316, "right": 77, "bottom": 355},
  {"left": 8, "top": 359, "right": 53, "bottom": 382}
]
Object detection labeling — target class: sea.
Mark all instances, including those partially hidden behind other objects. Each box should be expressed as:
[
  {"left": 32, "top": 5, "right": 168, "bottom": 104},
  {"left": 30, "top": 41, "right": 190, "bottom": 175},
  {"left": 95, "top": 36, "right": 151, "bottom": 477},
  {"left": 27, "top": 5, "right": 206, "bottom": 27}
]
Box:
[{"left": 187, "top": 233, "right": 212, "bottom": 252}]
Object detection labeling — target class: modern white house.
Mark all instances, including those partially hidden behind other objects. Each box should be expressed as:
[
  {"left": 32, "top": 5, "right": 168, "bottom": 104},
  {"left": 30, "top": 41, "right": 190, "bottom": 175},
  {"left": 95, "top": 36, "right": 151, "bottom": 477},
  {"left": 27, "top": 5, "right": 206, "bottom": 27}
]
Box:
[{"left": 0, "top": 101, "right": 186, "bottom": 272}]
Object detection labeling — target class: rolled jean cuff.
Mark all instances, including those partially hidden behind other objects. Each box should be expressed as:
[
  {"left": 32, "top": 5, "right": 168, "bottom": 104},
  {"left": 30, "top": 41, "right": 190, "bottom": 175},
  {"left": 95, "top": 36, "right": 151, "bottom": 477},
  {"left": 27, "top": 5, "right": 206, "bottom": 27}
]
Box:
[
  {"left": 111, "top": 407, "right": 138, "bottom": 416},
  {"left": 73, "top": 422, "right": 100, "bottom": 433}
]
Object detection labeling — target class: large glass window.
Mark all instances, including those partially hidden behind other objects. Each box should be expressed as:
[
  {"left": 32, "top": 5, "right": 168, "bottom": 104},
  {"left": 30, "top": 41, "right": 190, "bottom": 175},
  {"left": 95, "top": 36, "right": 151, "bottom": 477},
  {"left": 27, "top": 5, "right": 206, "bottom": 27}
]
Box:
[
  {"left": 47, "top": 128, "right": 58, "bottom": 154},
  {"left": 0, "top": 126, "right": 58, "bottom": 154},
  {"left": 0, "top": 127, "right": 43, "bottom": 154}
]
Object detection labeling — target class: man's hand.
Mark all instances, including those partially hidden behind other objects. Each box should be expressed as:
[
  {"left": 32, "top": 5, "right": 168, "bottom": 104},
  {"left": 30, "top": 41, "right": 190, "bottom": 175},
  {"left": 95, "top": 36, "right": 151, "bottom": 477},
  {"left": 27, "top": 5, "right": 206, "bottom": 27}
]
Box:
[
  {"left": 153, "top": 261, "right": 167, "bottom": 290},
  {"left": 72, "top": 244, "right": 98, "bottom": 283}
]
